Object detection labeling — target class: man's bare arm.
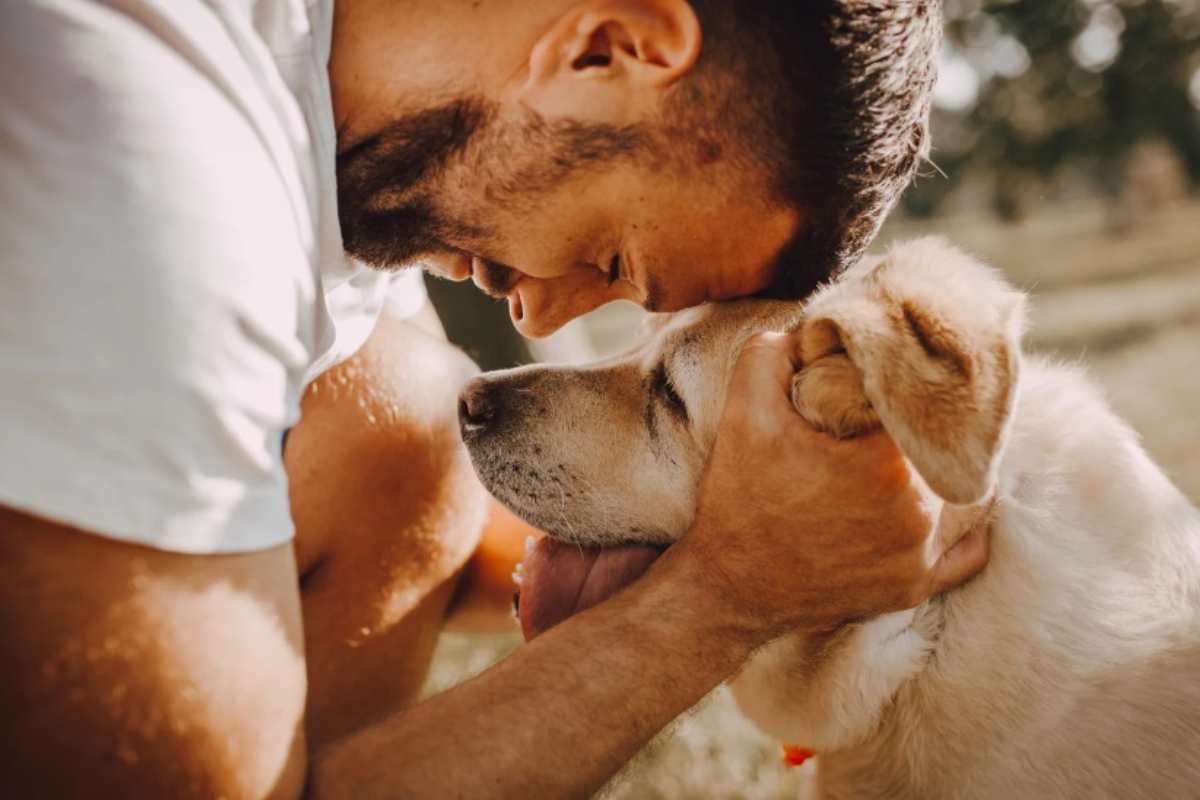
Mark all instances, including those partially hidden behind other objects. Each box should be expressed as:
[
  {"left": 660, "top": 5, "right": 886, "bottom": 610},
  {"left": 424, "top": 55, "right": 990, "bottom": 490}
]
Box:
[
  {"left": 0, "top": 505, "right": 742, "bottom": 800},
  {"left": 311, "top": 542, "right": 750, "bottom": 799},
  {"left": 0, "top": 507, "right": 310, "bottom": 800}
]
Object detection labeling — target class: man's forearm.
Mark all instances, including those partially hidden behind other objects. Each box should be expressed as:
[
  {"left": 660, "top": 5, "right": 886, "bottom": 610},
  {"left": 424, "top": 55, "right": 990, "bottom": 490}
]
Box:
[{"left": 309, "top": 542, "right": 755, "bottom": 799}]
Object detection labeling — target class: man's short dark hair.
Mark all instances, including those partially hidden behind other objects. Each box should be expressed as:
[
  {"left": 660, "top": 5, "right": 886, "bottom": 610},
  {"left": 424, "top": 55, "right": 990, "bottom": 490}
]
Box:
[
  {"left": 337, "top": 2, "right": 940, "bottom": 289},
  {"left": 674, "top": 1, "right": 942, "bottom": 297}
]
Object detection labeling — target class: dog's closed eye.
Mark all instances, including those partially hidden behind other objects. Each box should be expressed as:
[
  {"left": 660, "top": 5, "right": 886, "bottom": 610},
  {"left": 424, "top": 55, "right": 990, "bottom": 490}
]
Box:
[{"left": 651, "top": 363, "right": 688, "bottom": 421}]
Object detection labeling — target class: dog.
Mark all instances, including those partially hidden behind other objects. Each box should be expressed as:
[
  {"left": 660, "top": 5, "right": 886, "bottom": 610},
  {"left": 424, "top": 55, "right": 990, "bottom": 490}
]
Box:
[{"left": 459, "top": 237, "right": 1200, "bottom": 798}]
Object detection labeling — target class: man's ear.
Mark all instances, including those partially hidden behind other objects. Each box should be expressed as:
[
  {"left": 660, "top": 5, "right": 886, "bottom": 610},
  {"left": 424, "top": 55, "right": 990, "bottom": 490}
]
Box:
[
  {"left": 798, "top": 239, "right": 1026, "bottom": 505},
  {"left": 520, "top": 0, "right": 701, "bottom": 123}
]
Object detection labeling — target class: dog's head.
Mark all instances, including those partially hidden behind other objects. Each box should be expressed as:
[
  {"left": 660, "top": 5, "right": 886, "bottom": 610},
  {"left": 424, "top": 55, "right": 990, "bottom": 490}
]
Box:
[
  {"left": 460, "top": 299, "right": 797, "bottom": 547},
  {"left": 459, "top": 238, "right": 1025, "bottom": 636}
]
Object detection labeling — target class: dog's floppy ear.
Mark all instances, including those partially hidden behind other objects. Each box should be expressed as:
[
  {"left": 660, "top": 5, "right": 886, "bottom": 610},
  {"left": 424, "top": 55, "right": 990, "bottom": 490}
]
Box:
[{"left": 796, "top": 238, "right": 1025, "bottom": 505}]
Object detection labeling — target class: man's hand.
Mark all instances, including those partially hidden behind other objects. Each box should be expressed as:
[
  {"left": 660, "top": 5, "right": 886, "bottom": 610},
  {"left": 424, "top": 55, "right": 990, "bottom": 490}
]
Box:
[{"left": 683, "top": 332, "right": 990, "bottom": 641}]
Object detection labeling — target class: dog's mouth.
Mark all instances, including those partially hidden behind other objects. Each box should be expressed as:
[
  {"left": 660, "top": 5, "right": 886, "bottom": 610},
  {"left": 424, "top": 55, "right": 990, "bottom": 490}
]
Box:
[{"left": 516, "top": 537, "right": 666, "bottom": 641}]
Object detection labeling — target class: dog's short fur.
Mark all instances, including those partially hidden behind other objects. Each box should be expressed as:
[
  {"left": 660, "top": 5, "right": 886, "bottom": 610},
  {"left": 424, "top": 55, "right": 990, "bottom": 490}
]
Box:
[{"left": 462, "top": 238, "right": 1200, "bottom": 798}]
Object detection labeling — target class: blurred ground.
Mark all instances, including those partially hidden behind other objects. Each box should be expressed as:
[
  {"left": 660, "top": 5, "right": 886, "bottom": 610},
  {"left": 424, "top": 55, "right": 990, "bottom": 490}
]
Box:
[{"left": 425, "top": 200, "right": 1200, "bottom": 798}]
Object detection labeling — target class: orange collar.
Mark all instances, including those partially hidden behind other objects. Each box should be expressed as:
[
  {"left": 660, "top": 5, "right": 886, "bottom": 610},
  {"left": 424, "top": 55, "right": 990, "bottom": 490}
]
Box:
[
  {"left": 779, "top": 498, "right": 999, "bottom": 771},
  {"left": 782, "top": 744, "right": 816, "bottom": 767}
]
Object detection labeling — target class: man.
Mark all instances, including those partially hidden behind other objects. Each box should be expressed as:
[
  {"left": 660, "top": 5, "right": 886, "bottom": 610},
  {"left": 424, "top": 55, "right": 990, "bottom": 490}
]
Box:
[{"left": 0, "top": 1, "right": 983, "bottom": 797}]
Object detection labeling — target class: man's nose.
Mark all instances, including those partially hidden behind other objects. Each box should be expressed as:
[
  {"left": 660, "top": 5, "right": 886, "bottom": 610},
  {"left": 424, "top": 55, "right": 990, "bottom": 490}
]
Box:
[
  {"left": 458, "top": 377, "right": 502, "bottom": 438},
  {"left": 512, "top": 278, "right": 618, "bottom": 339}
]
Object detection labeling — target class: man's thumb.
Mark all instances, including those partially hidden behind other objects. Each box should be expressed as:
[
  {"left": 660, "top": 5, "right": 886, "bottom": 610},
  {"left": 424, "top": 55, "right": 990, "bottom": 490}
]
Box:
[{"left": 730, "top": 332, "right": 803, "bottom": 404}]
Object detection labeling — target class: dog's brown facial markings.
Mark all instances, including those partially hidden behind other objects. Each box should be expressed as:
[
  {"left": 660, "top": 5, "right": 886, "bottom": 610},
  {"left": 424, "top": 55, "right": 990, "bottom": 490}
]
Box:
[
  {"left": 459, "top": 301, "right": 801, "bottom": 548},
  {"left": 644, "top": 362, "right": 689, "bottom": 461},
  {"left": 899, "top": 300, "right": 972, "bottom": 379}
]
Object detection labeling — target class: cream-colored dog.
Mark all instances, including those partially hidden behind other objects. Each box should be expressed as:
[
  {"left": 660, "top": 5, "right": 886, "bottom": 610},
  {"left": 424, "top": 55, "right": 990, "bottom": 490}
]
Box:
[{"left": 459, "top": 238, "right": 1200, "bottom": 798}]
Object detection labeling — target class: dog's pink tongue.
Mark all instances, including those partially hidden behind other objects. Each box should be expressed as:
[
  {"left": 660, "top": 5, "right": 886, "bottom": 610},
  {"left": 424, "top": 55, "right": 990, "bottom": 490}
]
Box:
[{"left": 518, "top": 538, "right": 664, "bottom": 641}]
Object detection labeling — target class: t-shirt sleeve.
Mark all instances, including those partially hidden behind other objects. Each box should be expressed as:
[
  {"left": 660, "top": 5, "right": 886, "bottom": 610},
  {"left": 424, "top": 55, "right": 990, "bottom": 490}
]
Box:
[{"left": 0, "top": 4, "right": 313, "bottom": 553}]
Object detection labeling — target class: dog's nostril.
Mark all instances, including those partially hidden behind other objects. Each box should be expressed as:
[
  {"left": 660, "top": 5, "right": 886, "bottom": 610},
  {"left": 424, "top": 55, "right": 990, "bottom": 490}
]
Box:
[{"left": 459, "top": 378, "right": 499, "bottom": 432}]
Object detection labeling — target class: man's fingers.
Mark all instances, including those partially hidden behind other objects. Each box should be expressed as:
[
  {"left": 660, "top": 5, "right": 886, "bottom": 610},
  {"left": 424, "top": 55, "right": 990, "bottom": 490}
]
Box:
[
  {"left": 926, "top": 497, "right": 995, "bottom": 596},
  {"left": 729, "top": 332, "right": 803, "bottom": 408},
  {"left": 928, "top": 521, "right": 990, "bottom": 596},
  {"left": 932, "top": 494, "right": 997, "bottom": 555},
  {"left": 734, "top": 332, "right": 802, "bottom": 381}
]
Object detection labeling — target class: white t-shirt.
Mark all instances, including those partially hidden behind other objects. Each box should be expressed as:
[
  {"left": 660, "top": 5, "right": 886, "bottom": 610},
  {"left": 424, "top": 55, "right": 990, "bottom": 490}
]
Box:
[{"left": 0, "top": 0, "right": 428, "bottom": 553}]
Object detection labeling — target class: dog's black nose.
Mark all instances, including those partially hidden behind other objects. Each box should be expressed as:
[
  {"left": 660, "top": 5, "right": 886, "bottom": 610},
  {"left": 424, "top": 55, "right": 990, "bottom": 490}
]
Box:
[{"left": 459, "top": 377, "right": 500, "bottom": 435}]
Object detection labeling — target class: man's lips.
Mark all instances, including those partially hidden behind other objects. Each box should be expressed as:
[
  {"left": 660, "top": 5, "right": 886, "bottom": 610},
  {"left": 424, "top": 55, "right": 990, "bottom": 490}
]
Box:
[
  {"left": 516, "top": 538, "right": 665, "bottom": 641},
  {"left": 459, "top": 255, "right": 525, "bottom": 322}
]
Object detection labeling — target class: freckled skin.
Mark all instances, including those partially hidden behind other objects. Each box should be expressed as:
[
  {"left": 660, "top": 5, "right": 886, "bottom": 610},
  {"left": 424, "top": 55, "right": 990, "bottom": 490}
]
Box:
[{"left": 286, "top": 319, "right": 489, "bottom": 748}]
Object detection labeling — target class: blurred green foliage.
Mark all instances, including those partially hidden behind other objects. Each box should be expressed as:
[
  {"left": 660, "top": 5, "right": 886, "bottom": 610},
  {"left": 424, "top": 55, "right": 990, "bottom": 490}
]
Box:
[{"left": 905, "top": 0, "right": 1200, "bottom": 218}]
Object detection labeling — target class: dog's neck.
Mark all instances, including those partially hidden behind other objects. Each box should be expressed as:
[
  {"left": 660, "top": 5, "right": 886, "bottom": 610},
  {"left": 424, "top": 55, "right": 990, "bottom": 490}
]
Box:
[{"left": 730, "top": 496, "right": 997, "bottom": 769}]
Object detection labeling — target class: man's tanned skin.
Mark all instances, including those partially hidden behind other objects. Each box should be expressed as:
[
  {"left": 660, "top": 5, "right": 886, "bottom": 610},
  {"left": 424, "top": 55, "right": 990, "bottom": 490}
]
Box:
[{"left": 0, "top": 2, "right": 974, "bottom": 797}]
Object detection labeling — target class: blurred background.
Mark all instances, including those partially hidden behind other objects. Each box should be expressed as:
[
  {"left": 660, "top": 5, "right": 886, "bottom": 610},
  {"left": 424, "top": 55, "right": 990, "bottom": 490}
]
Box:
[{"left": 426, "top": 1, "right": 1200, "bottom": 796}]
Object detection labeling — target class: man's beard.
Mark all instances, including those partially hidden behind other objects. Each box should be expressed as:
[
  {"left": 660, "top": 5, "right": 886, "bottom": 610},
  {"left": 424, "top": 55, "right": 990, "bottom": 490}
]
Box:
[
  {"left": 335, "top": 97, "right": 494, "bottom": 270},
  {"left": 335, "top": 95, "right": 651, "bottom": 272}
]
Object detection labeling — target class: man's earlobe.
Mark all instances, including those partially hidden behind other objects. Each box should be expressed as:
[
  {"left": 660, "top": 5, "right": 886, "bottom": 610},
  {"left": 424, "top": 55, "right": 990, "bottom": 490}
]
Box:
[{"left": 527, "top": 0, "right": 701, "bottom": 91}]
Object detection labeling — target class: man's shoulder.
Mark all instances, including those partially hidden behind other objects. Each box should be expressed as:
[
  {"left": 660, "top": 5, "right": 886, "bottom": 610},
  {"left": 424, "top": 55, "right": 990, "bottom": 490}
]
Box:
[
  {"left": 2, "top": 0, "right": 318, "bottom": 285},
  {"left": 0, "top": 0, "right": 320, "bottom": 392}
]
